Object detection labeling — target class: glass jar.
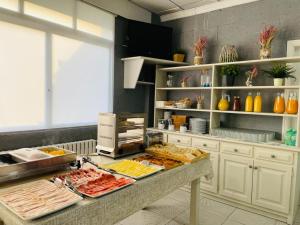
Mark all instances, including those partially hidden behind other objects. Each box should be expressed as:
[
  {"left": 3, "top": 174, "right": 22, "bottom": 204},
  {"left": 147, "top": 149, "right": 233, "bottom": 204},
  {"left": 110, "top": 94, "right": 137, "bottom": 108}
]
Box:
[
  {"left": 273, "top": 93, "right": 285, "bottom": 114},
  {"left": 245, "top": 92, "right": 253, "bottom": 112},
  {"left": 286, "top": 93, "right": 298, "bottom": 114},
  {"left": 232, "top": 96, "right": 241, "bottom": 111},
  {"left": 254, "top": 92, "right": 262, "bottom": 113}
]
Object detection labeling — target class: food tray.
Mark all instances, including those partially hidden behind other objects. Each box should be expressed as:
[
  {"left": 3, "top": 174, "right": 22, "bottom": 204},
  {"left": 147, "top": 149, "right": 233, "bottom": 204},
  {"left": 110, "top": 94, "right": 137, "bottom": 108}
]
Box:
[
  {"left": 0, "top": 149, "right": 76, "bottom": 183},
  {"left": 146, "top": 144, "right": 209, "bottom": 163},
  {"left": 55, "top": 168, "right": 135, "bottom": 198},
  {"left": 132, "top": 154, "right": 183, "bottom": 170},
  {"left": 101, "top": 160, "right": 163, "bottom": 180},
  {"left": 0, "top": 179, "right": 82, "bottom": 220},
  {"left": 10, "top": 148, "right": 51, "bottom": 162}
]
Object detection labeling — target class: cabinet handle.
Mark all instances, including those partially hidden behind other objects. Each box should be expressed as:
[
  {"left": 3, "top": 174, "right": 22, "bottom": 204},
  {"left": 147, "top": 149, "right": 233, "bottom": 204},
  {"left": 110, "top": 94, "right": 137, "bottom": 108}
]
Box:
[
  {"left": 271, "top": 154, "right": 276, "bottom": 158},
  {"left": 234, "top": 149, "right": 238, "bottom": 152},
  {"left": 203, "top": 144, "right": 207, "bottom": 147},
  {"left": 177, "top": 140, "right": 181, "bottom": 143},
  {"left": 249, "top": 165, "right": 253, "bottom": 169},
  {"left": 254, "top": 166, "right": 258, "bottom": 170}
]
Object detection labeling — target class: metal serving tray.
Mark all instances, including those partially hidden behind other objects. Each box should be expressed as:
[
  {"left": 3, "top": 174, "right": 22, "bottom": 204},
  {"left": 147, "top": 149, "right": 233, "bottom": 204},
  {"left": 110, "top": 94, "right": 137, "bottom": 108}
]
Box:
[{"left": 0, "top": 149, "right": 76, "bottom": 183}]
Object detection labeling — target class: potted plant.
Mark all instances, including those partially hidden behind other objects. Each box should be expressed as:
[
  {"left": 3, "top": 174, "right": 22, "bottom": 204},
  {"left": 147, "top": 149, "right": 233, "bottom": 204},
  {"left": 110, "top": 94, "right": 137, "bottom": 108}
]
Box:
[
  {"left": 173, "top": 49, "right": 186, "bottom": 62},
  {"left": 259, "top": 25, "right": 277, "bottom": 59},
  {"left": 220, "top": 65, "right": 240, "bottom": 86},
  {"left": 263, "top": 64, "right": 295, "bottom": 86},
  {"left": 193, "top": 36, "right": 208, "bottom": 65}
]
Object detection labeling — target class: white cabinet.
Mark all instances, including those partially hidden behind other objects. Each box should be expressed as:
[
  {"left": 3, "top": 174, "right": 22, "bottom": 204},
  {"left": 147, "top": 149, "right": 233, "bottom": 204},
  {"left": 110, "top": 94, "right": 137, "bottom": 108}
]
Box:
[
  {"left": 252, "top": 160, "right": 292, "bottom": 213},
  {"left": 168, "top": 134, "right": 191, "bottom": 146},
  {"left": 201, "top": 152, "right": 219, "bottom": 193},
  {"left": 219, "top": 154, "right": 253, "bottom": 203}
]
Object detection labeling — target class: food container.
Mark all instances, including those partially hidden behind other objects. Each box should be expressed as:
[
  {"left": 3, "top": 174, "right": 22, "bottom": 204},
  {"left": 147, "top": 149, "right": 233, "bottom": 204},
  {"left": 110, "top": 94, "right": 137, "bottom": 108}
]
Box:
[
  {"left": 156, "top": 101, "right": 165, "bottom": 108},
  {"left": 0, "top": 148, "right": 76, "bottom": 183}
]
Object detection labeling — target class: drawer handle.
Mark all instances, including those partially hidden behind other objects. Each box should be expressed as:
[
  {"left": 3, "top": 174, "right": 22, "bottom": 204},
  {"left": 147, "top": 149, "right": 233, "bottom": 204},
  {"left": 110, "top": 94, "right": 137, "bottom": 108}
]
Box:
[
  {"left": 177, "top": 140, "right": 181, "bottom": 143},
  {"left": 271, "top": 154, "right": 276, "bottom": 158},
  {"left": 249, "top": 165, "right": 253, "bottom": 169},
  {"left": 234, "top": 149, "right": 238, "bottom": 152},
  {"left": 203, "top": 144, "right": 207, "bottom": 147}
]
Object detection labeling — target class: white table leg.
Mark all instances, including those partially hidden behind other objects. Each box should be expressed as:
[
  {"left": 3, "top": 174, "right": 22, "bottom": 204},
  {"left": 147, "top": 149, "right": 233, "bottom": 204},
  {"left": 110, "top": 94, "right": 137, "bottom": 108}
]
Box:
[{"left": 190, "top": 178, "right": 201, "bottom": 225}]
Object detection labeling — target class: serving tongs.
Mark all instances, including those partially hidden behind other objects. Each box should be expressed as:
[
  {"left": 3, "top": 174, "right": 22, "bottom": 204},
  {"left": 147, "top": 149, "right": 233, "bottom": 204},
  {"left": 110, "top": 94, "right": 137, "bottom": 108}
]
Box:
[
  {"left": 82, "top": 155, "right": 117, "bottom": 174},
  {"left": 51, "top": 176, "right": 83, "bottom": 197}
]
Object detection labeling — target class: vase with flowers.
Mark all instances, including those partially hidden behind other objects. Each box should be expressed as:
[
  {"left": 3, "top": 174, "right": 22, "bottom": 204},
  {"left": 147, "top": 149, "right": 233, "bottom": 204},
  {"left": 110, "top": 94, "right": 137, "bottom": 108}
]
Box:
[
  {"left": 245, "top": 66, "right": 258, "bottom": 86},
  {"left": 193, "top": 37, "right": 208, "bottom": 65},
  {"left": 259, "top": 25, "right": 277, "bottom": 59},
  {"left": 180, "top": 76, "right": 190, "bottom": 87}
]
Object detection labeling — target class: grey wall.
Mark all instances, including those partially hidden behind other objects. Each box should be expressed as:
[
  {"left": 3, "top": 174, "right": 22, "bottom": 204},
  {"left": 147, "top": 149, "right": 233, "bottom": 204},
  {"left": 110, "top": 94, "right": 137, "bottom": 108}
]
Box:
[
  {"left": 163, "top": 0, "right": 300, "bottom": 63},
  {"left": 161, "top": 0, "right": 300, "bottom": 136}
]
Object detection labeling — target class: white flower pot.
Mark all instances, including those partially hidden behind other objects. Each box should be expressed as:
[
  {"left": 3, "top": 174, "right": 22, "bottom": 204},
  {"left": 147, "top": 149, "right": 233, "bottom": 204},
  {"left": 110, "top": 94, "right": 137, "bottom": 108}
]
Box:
[{"left": 274, "top": 78, "right": 284, "bottom": 86}]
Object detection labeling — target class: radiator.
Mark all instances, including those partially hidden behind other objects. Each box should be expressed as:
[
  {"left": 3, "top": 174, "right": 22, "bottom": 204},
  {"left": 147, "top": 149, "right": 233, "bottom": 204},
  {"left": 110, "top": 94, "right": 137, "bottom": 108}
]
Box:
[{"left": 45, "top": 139, "right": 97, "bottom": 155}]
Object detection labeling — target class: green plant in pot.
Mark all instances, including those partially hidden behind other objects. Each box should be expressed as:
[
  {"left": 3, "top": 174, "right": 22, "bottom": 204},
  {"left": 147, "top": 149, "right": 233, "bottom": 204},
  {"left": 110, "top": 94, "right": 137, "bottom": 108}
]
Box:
[
  {"left": 263, "top": 64, "right": 296, "bottom": 86},
  {"left": 220, "top": 65, "right": 240, "bottom": 86},
  {"left": 173, "top": 49, "right": 186, "bottom": 62}
]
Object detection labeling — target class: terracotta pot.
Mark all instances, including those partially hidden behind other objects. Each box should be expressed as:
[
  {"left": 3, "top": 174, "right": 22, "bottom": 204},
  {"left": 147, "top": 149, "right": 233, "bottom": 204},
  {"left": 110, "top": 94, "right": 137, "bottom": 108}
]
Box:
[
  {"left": 194, "top": 56, "right": 203, "bottom": 65},
  {"left": 173, "top": 54, "right": 185, "bottom": 62}
]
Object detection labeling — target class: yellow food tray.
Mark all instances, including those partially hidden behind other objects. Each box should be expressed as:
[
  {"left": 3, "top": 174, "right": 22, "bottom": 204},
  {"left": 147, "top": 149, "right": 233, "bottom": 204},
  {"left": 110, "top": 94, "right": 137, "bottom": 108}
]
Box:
[{"left": 101, "top": 159, "right": 163, "bottom": 179}]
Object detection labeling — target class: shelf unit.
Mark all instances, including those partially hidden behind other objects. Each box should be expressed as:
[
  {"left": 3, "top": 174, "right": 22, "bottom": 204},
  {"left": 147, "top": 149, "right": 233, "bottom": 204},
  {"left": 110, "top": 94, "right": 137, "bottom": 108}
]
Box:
[
  {"left": 121, "top": 56, "right": 188, "bottom": 89},
  {"left": 154, "top": 56, "right": 300, "bottom": 147}
]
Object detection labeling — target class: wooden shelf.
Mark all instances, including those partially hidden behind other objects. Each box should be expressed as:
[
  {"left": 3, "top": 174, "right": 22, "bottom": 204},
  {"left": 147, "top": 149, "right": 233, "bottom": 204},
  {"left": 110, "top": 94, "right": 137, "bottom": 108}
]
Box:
[
  {"left": 159, "top": 56, "right": 300, "bottom": 72},
  {"left": 211, "top": 110, "right": 298, "bottom": 117},
  {"left": 213, "top": 86, "right": 300, "bottom": 90},
  {"left": 137, "top": 81, "right": 155, "bottom": 86},
  {"left": 156, "top": 107, "right": 211, "bottom": 112},
  {"left": 156, "top": 87, "right": 212, "bottom": 90},
  {"left": 122, "top": 56, "right": 188, "bottom": 89}
]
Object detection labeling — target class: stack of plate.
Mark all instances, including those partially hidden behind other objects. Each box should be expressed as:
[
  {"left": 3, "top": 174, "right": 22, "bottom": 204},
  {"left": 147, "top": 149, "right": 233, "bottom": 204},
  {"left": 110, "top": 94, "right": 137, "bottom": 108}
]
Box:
[{"left": 189, "top": 118, "right": 207, "bottom": 134}]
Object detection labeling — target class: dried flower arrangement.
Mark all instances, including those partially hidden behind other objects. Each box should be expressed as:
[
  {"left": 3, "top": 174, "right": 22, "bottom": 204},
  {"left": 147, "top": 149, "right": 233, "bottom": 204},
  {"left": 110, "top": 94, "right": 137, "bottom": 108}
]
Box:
[
  {"left": 245, "top": 66, "right": 258, "bottom": 86},
  {"left": 194, "top": 37, "right": 208, "bottom": 56},
  {"left": 259, "top": 25, "right": 277, "bottom": 59}
]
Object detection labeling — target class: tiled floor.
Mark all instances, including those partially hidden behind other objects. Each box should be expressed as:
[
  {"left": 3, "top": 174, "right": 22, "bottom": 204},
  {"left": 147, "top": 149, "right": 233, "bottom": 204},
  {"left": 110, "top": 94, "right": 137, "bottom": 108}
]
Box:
[{"left": 116, "top": 189, "right": 300, "bottom": 225}]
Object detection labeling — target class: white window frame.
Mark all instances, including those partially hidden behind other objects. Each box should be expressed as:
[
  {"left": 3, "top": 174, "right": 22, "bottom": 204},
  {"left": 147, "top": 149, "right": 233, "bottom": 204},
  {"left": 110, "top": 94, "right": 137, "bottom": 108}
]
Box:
[{"left": 0, "top": 0, "right": 115, "bottom": 132}]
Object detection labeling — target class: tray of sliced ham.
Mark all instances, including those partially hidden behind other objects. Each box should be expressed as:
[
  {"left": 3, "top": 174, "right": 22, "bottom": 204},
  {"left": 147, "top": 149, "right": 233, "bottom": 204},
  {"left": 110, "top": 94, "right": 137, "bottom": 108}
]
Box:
[
  {"left": 56, "top": 168, "right": 135, "bottom": 198},
  {"left": 0, "top": 179, "right": 82, "bottom": 220}
]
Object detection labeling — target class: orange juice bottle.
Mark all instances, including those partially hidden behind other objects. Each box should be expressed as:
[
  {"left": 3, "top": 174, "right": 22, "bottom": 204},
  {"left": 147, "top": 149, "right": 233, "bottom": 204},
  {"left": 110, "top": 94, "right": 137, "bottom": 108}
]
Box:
[
  {"left": 245, "top": 92, "right": 253, "bottom": 112},
  {"left": 273, "top": 93, "right": 285, "bottom": 114},
  {"left": 286, "top": 93, "right": 298, "bottom": 114},
  {"left": 254, "top": 92, "right": 262, "bottom": 112}
]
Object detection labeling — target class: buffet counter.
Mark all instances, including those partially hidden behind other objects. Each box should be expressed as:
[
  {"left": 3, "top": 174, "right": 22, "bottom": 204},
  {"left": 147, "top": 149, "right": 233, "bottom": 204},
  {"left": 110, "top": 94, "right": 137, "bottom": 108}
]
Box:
[{"left": 0, "top": 155, "right": 212, "bottom": 225}]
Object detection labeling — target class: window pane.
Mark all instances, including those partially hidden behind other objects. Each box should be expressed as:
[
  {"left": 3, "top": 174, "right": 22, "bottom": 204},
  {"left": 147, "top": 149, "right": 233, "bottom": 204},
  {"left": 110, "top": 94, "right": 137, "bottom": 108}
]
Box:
[
  {"left": 24, "top": 0, "right": 74, "bottom": 28},
  {"left": 77, "top": 2, "right": 114, "bottom": 40},
  {"left": 52, "top": 35, "right": 111, "bottom": 126},
  {"left": 0, "top": 21, "right": 46, "bottom": 132},
  {"left": 0, "top": 0, "right": 19, "bottom": 11}
]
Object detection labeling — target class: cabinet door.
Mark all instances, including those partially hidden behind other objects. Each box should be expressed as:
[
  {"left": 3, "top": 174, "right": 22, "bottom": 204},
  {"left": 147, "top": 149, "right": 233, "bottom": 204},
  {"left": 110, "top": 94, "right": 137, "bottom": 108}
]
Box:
[
  {"left": 219, "top": 154, "right": 253, "bottom": 203},
  {"left": 201, "top": 152, "right": 219, "bottom": 193},
  {"left": 252, "top": 160, "right": 292, "bottom": 213}
]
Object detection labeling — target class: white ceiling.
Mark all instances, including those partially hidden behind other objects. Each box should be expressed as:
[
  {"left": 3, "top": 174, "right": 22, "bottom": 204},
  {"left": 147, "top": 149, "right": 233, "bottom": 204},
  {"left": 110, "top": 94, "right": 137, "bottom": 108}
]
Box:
[{"left": 130, "top": 0, "right": 222, "bottom": 15}]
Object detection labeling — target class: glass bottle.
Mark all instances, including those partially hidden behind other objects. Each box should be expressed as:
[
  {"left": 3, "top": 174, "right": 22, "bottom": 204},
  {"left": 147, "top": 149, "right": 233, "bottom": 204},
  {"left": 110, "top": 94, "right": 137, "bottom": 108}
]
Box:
[
  {"left": 245, "top": 92, "right": 253, "bottom": 112},
  {"left": 218, "top": 94, "right": 230, "bottom": 111},
  {"left": 232, "top": 96, "right": 241, "bottom": 111},
  {"left": 273, "top": 93, "right": 285, "bottom": 114},
  {"left": 254, "top": 92, "right": 262, "bottom": 112},
  {"left": 286, "top": 92, "right": 298, "bottom": 114}
]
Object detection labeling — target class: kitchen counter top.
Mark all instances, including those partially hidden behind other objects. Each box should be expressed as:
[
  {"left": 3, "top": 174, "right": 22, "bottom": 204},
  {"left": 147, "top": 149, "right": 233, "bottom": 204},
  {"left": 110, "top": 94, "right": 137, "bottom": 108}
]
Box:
[{"left": 0, "top": 154, "right": 212, "bottom": 225}]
